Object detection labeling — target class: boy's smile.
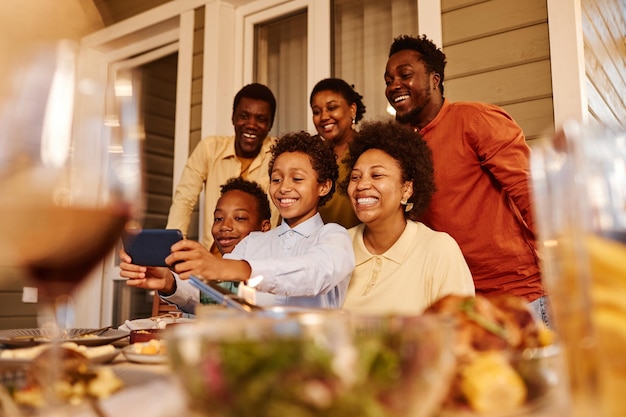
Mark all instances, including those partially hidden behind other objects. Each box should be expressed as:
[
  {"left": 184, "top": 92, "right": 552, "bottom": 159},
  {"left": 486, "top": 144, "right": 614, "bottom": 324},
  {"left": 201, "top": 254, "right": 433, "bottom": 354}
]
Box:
[
  {"left": 270, "top": 151, "right": 330, "bottom": 228},
  {"left": 212, "top": 189, "right": 267, "bottom": 255}
]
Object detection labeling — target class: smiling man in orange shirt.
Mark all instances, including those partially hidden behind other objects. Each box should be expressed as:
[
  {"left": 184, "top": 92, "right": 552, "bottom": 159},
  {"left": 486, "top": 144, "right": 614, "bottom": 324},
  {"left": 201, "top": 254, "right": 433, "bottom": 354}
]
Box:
[{"left": 384, "top": 34, "right": 549, "bottom": 326}]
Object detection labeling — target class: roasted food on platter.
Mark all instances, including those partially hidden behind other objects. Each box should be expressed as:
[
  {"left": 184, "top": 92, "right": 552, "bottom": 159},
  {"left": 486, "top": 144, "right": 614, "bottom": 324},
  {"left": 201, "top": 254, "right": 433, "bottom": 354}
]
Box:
[
  {"left": 425, "top": 294, "right": 558, "bottom": 415},
  {"left": 9, "top": 345, "right": 123, "bottom": 409}
]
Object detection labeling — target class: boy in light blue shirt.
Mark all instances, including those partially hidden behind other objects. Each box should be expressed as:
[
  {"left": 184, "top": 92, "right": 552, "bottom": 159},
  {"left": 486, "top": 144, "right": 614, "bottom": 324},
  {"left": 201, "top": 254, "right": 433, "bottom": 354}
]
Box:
[{"left": 163, "top": 131, "right": 354, "bottom": 308}]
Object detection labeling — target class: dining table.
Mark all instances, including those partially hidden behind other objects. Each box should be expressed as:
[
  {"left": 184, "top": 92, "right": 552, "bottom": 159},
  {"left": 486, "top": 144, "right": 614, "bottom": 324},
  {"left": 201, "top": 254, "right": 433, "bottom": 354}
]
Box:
[
  {"left": 1, "top": 306, "right": 576, "bottom": 417},
  {"left": 0, "top": 317, "right": 194, "bottom": 417},
  {"left": 75, "top": 353, "right": 189, "bottom": 417}
]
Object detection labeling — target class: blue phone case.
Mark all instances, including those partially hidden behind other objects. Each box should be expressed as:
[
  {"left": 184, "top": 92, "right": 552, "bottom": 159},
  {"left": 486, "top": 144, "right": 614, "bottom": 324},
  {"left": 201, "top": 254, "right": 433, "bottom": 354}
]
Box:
[{"left": 122, "top": 229, "right": 183, "bottom": 267}]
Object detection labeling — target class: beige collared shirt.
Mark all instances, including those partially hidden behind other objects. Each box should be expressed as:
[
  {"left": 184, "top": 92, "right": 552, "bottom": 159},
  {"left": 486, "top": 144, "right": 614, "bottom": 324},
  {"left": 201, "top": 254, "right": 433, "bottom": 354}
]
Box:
[
  {"left": 166, "top": 135, "right": 278, "bottom": 248},
  {"left": 343, "top": 221, "right": 475, "bottom": 315}
]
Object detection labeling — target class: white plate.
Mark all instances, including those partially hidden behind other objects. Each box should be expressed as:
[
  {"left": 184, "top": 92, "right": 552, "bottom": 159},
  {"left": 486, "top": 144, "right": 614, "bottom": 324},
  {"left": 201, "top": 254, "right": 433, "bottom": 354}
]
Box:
[
  {"left": 0, "top": 345, "right": 120, "bottom": 371},
  {"left": 0, "top": 328, "right": 129, "bottom": 347},
  {"left": 122, "top": 344, "right": 168, "bottom": 364}
]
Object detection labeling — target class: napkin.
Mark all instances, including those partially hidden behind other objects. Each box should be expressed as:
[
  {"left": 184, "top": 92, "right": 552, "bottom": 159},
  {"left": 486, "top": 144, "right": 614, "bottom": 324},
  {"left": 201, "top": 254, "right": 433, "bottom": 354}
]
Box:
[{"left": 118, "top": 316, "right": 195, "bottom": 332}]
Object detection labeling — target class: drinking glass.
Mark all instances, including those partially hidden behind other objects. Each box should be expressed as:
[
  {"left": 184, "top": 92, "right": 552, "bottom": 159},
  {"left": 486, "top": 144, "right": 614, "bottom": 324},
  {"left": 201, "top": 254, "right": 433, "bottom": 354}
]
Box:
[
  {"left": 0, "top": 39, "right": 143, "bottom": 410},
  {"left": 530, "top": 120, "right": 626, "bottom": 417}
]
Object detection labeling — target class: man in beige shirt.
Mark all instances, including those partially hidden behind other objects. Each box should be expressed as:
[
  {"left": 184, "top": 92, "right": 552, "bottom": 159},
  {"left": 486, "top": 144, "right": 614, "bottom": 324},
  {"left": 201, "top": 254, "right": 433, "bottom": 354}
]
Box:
[{"left": 166, "top": 83, "right": 279, "bottom": 249}]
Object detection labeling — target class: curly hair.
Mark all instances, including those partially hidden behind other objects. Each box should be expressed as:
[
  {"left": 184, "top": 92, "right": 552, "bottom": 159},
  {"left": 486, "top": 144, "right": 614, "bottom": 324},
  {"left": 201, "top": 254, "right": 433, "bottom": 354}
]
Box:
[
  {"left": 232, "top": 83, "right": 277, "bottom": 128},
  {"left": 268, "top": 131, "right": 338, "bottom": 207},
  {"left": 309, "top": 78, "right": 367, "bottom": 123},
  {"left": 388, "top": 34, "right": 447, "bottom": 95},
  {"left": 219, "top": 177, "right": 272, "bottom": 221},
  {"left": 339, "top": 121, "right": 436, "bottom": 220}
]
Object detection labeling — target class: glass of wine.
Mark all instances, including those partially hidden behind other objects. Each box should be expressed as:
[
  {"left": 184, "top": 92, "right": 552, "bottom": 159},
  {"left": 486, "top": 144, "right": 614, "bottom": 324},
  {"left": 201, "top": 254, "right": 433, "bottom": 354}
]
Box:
[
  {"left": 530, "top": 120, "right": 626, "bottom": 417},
  {"left": 0, "top": 40, "right": 143, "bottom": 410}
]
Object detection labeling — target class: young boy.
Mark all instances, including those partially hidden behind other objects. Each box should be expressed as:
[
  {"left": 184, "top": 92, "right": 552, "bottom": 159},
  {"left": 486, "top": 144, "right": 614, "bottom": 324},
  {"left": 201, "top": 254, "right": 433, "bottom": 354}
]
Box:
[
  {"left": 120, "top": 178, "right": 272, "bottom": 313},
  {"left": 165, "top": 131, "right": 355, "bottom": 308}
]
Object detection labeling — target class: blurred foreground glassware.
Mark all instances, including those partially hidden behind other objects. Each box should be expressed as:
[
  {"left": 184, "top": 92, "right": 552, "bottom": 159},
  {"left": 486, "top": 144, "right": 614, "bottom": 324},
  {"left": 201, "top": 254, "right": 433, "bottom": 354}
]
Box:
[
  {"left": 0, "top": 40, "right": 144, "bottom": 412},
  {"left": 530, "top": 120, "right": 626, "bottom": 417},
  {"left": 167, "top": 311, "right": 455, "bottom": 417},
  {"left": 349, "top": 314, "right": 456, "bottom": 417}
]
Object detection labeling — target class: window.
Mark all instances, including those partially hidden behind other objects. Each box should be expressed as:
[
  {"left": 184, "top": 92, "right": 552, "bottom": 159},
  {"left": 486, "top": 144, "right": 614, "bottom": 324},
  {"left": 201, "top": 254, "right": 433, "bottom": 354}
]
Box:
[
  {"left": 254, "top": 10, "right": 308, "bottom": 137},
  {"left": 332, "top": 0, "right": 418, "bottom": 121}
]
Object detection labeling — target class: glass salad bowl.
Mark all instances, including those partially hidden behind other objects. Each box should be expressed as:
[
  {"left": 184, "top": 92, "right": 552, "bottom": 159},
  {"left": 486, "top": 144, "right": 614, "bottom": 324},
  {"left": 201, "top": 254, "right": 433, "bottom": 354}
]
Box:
[{"left": 166, "top": 310, "right": 455, "bottom": 417}]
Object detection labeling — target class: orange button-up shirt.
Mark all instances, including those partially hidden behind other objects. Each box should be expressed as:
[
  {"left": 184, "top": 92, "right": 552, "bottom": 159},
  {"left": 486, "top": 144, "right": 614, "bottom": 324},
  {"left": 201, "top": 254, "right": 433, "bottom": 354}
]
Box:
[{"left": 418, "top": 99, "right": 543, "bottom": 301}]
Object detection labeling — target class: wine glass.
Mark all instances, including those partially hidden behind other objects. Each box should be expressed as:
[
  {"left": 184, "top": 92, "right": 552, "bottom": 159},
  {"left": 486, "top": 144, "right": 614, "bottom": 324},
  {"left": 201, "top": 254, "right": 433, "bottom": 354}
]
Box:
[
  {"left": 0, "top": 39, "right": 143, "bottom": 411},
  {"left": 530, "top": 121, "right": 626, "bottom": 417}
]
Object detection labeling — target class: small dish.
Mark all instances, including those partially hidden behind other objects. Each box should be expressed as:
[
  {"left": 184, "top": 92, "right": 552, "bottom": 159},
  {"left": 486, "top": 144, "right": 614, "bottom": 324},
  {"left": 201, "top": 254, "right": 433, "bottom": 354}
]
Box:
[
  {"left": 122, "top": 342, "right": 168, "bottom": 364},
  {"left": 129, "top": 328, "right": 162, "bottom": 344}
]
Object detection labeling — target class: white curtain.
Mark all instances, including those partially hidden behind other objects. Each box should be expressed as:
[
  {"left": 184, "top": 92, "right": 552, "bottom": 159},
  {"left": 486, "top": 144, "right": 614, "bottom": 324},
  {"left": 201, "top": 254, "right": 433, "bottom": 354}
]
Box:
[
  {"left": 332, "top": 0, "right": 418, "bottom": 122},
  {"left": 255, "top": 11, "right": 308, "bottom": 138}
]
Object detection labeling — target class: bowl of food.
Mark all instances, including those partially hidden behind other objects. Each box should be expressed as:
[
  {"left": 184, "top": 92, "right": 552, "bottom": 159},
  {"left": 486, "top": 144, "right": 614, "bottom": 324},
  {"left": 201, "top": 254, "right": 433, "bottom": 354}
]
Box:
[
  {"left": 129, "top": 328, "right": 162, "bottom": 344},
  {"left": 426, "top": 295, "right": 569, "bottom": 417},
  {"left": 166, "top": 310, "right": 456, "bottom": 417}
]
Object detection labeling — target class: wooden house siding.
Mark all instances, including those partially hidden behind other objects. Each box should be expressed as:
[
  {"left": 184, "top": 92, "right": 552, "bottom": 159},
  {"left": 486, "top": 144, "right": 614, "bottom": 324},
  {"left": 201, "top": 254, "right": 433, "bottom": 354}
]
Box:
[
  {"left": 441, "top": 0, "right": 554, "bottom": 140},
  {"left": 0, "top": 269, "right": 38, "bottom": 330},
  {"left": 142, "top": 53, "right": 178, "bottom": 229},
  {"left": 181, "top": 7, "right": 206, "bottom": 241},
  {"left": 582, "top": 0, "right": 626, "bottom": 127}
]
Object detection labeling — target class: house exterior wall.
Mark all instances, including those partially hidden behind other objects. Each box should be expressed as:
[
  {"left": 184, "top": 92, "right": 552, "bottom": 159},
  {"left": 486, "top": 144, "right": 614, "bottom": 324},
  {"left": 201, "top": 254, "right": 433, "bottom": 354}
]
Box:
[
  {"left": 441, "top": 0, "right": 554, "bottom": 141},
  {"left": 582, "top": 0, "right": 626, "bottom": 126}
]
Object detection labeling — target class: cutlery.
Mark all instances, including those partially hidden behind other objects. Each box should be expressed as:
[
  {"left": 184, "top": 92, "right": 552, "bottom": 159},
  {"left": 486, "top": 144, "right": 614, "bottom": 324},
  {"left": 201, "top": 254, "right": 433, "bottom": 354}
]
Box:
[{"left": 189, "top": 275, "right": 263, "bottom": 312}]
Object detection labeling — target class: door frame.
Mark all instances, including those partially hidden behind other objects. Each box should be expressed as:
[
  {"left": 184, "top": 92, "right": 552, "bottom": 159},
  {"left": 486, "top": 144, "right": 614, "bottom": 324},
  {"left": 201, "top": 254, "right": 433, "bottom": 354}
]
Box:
[
  {"left": 74, "top": 0, "right": 202, "bottom": 327},
  {"left": 234, "top": 0, "right": 330, "bottom": 133}
]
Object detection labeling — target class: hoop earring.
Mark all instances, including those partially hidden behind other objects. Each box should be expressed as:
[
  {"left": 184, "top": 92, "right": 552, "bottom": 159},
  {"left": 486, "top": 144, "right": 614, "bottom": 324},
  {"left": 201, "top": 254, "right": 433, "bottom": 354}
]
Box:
[{"left": 400, "top": 199, "right": 414, "bottom": 212}]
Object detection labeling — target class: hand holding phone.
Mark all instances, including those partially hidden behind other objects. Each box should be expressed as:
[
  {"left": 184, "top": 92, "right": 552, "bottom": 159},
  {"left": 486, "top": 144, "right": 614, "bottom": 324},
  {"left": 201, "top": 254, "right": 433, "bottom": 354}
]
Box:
[{"left": 122, "top": 229, "right": 183, "bottom": 267}]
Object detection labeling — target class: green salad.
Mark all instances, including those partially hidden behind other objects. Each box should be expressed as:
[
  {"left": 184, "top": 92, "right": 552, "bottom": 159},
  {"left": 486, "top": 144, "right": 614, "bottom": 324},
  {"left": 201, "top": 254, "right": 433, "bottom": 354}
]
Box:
[{"left": 169, "top": 316, "right": 446, "bottom": 417}]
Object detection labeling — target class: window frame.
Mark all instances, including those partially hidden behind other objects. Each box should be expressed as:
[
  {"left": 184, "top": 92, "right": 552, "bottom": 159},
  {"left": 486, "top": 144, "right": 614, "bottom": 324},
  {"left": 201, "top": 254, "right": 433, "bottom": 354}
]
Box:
[{"left": 235, "top": 0, "right": 332, "bottom": 133}]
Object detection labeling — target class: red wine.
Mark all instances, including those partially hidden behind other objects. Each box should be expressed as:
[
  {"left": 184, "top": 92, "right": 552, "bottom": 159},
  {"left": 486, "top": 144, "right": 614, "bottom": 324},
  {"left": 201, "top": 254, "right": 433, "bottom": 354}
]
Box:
[{"left": 0, "top": 203, "right": 129, "bottom": 299}]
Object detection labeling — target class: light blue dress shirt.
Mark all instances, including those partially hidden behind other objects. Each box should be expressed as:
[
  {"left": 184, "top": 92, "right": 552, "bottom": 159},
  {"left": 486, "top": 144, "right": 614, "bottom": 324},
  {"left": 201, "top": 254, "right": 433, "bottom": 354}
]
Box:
[
  {"left": 224, "top": 213, "right": 354, "bottom": 308},
  {"left": 161, "top": 213, "right": 354, "bottom": 311}
]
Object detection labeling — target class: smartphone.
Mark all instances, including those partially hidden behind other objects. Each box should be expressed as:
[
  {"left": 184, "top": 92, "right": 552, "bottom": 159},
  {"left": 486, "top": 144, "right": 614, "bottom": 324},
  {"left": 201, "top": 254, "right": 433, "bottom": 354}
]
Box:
[{"left": 122, "top": 229, "right": 183, "bottom": 267}]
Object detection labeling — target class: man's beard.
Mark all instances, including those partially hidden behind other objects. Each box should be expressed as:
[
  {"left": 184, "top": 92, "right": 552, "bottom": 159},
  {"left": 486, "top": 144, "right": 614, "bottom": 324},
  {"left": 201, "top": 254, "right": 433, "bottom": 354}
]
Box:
[
  {"left": 395, "top": 107, "right": 422, "bottom": 125},
  {"left": 393, "top": 87, "right": 431, "bottom": 126}
]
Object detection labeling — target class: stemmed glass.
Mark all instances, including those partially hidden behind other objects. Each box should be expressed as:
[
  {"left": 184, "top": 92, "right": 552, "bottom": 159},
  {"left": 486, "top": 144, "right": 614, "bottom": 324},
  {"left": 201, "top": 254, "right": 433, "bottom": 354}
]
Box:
[
  {"left": 531, "top": 121, "right": 626, "bottom": 417},
  {"left": 0, "top": 40, "right": 143, "bottom": 411}
]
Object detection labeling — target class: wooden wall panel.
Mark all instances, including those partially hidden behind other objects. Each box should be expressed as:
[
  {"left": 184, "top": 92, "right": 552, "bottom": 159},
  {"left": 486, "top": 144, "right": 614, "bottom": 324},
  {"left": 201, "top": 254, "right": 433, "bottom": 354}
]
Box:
[
  {"left": 142, "top": 53, "right": 177, "bottom": 229},
  {"left": 445, "top": 24, "right": 550, "bottom": 78},
  {"left": 181, "top": 7, "right": 205, "bottom": 242},
  {"left": 441, "top": 0, "right": 554, "bottom": 138},
  {"left": 191, "top": 7, "right": 204, "bottom": 138},
  {"left": 442, "top": 0, "right": 482, "bottom": 10},
  {"left": 586, "top": 78, "right": 621, "bottom": 125},
  {"left": 442, "top": 0, "right": 547, "bottom": 44},
  {"left": 582, "top": 0, "right": 626, "bottom": 127},
  {"left": 504, "top": 98, "right": 554, "bottom": 141},
  {"left": 0, "top": 268, "right": 38, "bottom": 330},
  {"left": 446, "top": 61, "right": 553, "bottom": 107}
]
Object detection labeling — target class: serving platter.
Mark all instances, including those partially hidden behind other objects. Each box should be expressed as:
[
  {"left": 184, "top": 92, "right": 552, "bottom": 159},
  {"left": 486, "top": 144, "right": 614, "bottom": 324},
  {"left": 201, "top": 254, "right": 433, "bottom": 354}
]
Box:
[
  {"left": 0, "top": 328, "right": 129, "bottom": 348},
  {"left": 0, "top": 344, "right": 121, "bottom": 372}
]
